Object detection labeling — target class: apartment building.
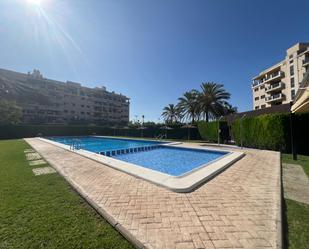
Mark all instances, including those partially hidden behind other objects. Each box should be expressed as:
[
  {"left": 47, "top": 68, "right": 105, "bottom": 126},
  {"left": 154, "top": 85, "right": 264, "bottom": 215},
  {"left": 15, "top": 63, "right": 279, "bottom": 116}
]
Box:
[
  {"left": 0, "top": 68, "right": 130, "bottom": 124},
  {"left": 252, "top": 43, "right": 309, "bottom": 110}
]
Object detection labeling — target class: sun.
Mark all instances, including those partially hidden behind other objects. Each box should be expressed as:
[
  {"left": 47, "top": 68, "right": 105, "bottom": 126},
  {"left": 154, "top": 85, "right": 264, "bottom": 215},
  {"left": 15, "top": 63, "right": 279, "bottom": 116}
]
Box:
[{"left": 27, "top": 0, "right": 42, "bottom": 6}]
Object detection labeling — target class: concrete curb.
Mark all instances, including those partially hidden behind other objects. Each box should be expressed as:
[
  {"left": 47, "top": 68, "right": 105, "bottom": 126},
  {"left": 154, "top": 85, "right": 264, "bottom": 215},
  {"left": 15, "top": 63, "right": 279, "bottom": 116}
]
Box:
[{"left": 24, "top": 138, "right": 146, "bottom": 249}]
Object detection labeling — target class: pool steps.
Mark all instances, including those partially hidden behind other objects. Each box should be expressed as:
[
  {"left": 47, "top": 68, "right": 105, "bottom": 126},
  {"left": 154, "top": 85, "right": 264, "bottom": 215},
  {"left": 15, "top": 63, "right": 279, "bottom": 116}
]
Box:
[{"left": 98, "top": 145, "right": 160, "bottom": 157}]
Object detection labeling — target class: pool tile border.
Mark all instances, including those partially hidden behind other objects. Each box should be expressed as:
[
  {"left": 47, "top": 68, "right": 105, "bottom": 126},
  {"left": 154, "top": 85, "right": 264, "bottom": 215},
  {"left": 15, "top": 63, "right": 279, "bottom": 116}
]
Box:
[{"left": 37, "top": 137, "right": 245, "bottom": 193}]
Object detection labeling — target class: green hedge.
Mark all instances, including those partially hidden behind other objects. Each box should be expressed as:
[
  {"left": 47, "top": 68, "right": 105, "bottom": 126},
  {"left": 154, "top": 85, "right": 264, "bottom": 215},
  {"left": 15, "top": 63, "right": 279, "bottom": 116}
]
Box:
[
  {"left": 231, "top": 114, "right": 290, "bottom": 151},
  {"left": 0, "top": 124, "right": 201, "bottom": 140},
  {"left": 198, "top": 113, "right": 309, "bottom": 155},
  {"left": 198, "top": 121, "right": 229, "bottom": 143}
]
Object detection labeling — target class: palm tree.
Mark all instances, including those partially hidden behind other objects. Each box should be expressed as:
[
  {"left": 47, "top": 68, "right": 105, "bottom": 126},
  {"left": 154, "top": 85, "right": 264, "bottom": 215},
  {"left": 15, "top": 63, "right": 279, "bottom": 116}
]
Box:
[
  {"left": 199, "top": 82, "right": 231, "bottom": 122},
  {"left": 178, "top": 90, "right": 200, "bottom": 123},
  {"left": 222, "top": 102, "right": 238, "bottom": 115},
  {"left": 162, "top": 104, "right": 181, "bottom": 124}
]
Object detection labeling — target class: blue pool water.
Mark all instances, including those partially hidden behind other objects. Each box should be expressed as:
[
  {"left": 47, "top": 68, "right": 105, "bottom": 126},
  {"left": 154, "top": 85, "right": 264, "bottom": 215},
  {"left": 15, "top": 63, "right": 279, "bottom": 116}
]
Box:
[
  {"left": 113, "top": 147, "right": 227, "bottom": 176},
  {"left": 49, "top": 136, "right": 228, "bottom": 176},
  {"left": 49, "top": 136, "right": 163, "bottom": 153}
]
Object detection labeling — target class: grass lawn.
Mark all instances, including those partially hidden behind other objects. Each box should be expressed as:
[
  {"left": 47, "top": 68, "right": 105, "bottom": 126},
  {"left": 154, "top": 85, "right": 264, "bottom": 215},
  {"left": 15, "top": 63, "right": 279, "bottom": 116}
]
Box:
[
  {"left": 284, "top": 199, "right": 309, "bottom": 249},
  {"left": 282, "top": 153, "right": 309, "bottom": 177},
  {"left": 282, "top": 153, "right": 309, "bottom": 249},
  {"left": 0, "top": 139, "right": 133, "bottom": 249}
]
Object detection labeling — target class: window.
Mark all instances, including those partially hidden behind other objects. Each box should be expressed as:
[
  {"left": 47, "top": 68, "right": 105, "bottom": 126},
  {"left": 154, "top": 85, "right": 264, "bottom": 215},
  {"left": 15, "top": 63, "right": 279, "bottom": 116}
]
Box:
[
  {"left": 289, "top": 54, "right": 293, "bottom": 59},
  {"left": 260, "top": 85, "right": 264, "bottom": 90},
  {"left": 255, "top": 106, "right": 259, "bottom": 110},
  {"left": 255, "top": 97, "right": 259, "bottom": 101},
  {"left": 291, "top": 90, "right": 295, "bottom": 100},
  {"left": 261, "top": 95, "right": 265, "bottom": 99},
  {"left": 290, "top": 65, "right": 294, "bottom": 76},
  {"left": 291, "top": 77, "right": 295, "bottom": 88},
  {"left": 261, "top": 104, "right": 266, "bottom": 109},
  {"left": 290, "top": 60, "right": 293, "bottom": 64},
  {"left": 254, "top": 88, "right": 259, "bottom": 92}
]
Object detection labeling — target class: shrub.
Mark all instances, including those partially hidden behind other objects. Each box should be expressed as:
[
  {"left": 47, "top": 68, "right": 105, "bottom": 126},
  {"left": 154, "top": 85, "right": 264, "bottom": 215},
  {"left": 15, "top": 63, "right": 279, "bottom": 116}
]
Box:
[
  {"left": 198, "top": 121, "right": 229, "bottom": 143},
  {"left": 231, "top": 114, "right": 290, "bottom": 151},
  {"left": 0, "top": 124, "right": 201, "bottom": 140}
]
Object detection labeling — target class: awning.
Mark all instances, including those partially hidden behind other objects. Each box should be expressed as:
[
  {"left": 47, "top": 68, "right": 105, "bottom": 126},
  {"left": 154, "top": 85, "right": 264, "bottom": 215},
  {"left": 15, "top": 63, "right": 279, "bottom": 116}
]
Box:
[{"left": 291, "top": 71, "right": 309, "bottom": 113}]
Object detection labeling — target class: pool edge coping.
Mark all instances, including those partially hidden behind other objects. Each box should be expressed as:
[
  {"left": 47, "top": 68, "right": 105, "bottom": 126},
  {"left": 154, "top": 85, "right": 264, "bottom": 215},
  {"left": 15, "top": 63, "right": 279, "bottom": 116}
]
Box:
[{"left": 36, "top": 137, "right": 245, "bottom": 193}]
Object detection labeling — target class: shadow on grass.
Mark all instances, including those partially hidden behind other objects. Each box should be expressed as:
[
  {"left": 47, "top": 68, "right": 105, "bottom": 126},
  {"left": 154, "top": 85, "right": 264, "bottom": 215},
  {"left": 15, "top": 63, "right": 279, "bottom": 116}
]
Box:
[{"left": 282, "top": 199, "right": 289, "bottom": 249}]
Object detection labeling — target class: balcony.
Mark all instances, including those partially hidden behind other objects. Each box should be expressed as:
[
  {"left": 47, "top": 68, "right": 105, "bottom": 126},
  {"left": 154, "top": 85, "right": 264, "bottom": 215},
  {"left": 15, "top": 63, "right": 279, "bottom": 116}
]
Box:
[
  {"left": 303, "top": 57, "right": 309, "bottom": 66},
  {"left": 265, "top": 93, "right": 284, "bottom": 103},
  {"left": 263, "top": 71, "right": 284, "bottom": 83},
  {"left": 252, "top": 79, "right": 263, "bottom": 87},
  {"left": 265, "top": 82, "right": 284, "bottom": 93},
  {"left": 252, "top": 71, "right": 285, "bottom": 87}
]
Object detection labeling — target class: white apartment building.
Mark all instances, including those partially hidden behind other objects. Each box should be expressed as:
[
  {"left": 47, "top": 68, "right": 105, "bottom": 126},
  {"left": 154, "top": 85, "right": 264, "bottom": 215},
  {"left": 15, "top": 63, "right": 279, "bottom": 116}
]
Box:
[{"left": 252, "top": 43, "right": 309, "bottom": 110}]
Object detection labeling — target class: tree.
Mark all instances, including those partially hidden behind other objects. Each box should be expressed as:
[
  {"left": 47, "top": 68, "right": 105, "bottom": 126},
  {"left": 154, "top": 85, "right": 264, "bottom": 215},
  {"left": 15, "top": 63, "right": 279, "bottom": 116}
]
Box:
[
  {"left": 161, "top": 104, "right": 181, "bottom": 124},
  {"left": 222, "top": 102, "right": 238, "bottom": 115},
  {"left": 199, "top": 82, "right": 231, "bottom": 122},
  {"left": 178, "top": 90, "right": 200, "bottom": 123},
  {"left": 0, "top": 100, "right": 22, "bottom": 125}
]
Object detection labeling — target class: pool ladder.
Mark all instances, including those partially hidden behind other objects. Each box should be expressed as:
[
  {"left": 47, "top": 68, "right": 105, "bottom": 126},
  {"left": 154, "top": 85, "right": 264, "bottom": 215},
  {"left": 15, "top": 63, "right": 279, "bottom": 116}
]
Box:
[
  {"left": 70, "top": 139, "right": 83, "bottom": 150},
  {"left": 155, "top": 134, "right": 166, "bottom": 140}
]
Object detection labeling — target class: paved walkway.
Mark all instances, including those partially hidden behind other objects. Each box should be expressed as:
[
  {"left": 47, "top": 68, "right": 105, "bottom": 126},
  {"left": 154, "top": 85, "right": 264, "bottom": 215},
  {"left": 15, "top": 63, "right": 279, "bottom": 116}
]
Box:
[
  {"left": 25, "top": 138, "right": 281, "bottom": 249},
  {"left": 283, "top": 163, "right": 309, "bottom": 204}
]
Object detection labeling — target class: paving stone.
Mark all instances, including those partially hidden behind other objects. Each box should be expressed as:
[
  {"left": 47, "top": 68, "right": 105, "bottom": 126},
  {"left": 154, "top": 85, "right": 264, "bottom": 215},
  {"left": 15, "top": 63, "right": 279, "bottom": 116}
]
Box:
[
  {"left": 25, "top": 138, "right": 281, "bottom": 249},
  {"left": 26, "top": 152, "right": 42, "bottom": 161},
  {"left": 32, "top": 166, "right": 56, "bottom": 176},
  {"left": 29, "top": 159, "right": 46, "bottom": 166},
  {"left": 24, "top": 149, "right": 35, "bottom": 153}
]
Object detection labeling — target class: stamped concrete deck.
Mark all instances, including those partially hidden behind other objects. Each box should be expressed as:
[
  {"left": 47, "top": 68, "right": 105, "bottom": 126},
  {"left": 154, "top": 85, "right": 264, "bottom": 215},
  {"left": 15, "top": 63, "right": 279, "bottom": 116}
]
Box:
[
  {"left": 283, "top": 163, "right": 309, "bottom": 204},
  {"left": 25, "top": 138, "right": 282, "bottom": 249}
]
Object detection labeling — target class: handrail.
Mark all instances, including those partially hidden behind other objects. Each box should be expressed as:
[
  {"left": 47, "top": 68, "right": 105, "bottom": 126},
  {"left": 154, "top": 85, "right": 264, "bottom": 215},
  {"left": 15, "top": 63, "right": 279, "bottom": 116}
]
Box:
[
  {"left": 70, "top": 139, "right": 83, "bottom": 150},
  {"left": 155, "top": 134, "right": 167, "bottom": 140}
]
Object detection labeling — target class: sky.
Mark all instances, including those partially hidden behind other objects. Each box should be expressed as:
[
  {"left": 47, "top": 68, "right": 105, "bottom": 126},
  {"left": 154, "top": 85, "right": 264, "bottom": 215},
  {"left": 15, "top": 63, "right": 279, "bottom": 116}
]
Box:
[{"left": 0, "top": 0, "right": 309, "bottom": 122}]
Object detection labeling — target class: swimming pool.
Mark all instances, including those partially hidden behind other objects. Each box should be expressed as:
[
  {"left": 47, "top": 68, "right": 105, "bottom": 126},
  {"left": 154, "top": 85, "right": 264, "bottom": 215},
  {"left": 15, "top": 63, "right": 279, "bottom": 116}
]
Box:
[
  {"left": 113, "top": 146, "right": 227, "bottom": 176},
  {"left": 43, "top": 136, "right": 244, "bottom": 192},
  {"left": 49, "top": 136, "right": 163, "bottom": 154}
]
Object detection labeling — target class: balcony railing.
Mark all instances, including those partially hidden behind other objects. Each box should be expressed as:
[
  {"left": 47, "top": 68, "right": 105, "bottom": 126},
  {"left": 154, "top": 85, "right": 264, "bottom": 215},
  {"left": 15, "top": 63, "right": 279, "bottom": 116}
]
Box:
[
  {"left": 303, "top": 57, "right": 309, "bottom": 66},
  {"left": 264, "top": 71, "right": 284, "bottom": 83},
  {"left": 252, "top": 79, "right": 262, "bottom": 87},
  {"left": 265, "top": 82, "right": 284, "bottom": 93},
  {"left": 252, "top": 70, "right": 284, "bottom": 87},
  {"left": 265, "top": 93, "right": 284, "bottom": 103}
]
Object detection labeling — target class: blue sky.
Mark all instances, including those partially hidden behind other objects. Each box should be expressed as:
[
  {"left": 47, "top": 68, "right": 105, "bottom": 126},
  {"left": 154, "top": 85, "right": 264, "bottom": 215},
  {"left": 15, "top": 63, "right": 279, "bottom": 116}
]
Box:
[{"left": 1, "top": 0, "right": 309, "bottom": 122}]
